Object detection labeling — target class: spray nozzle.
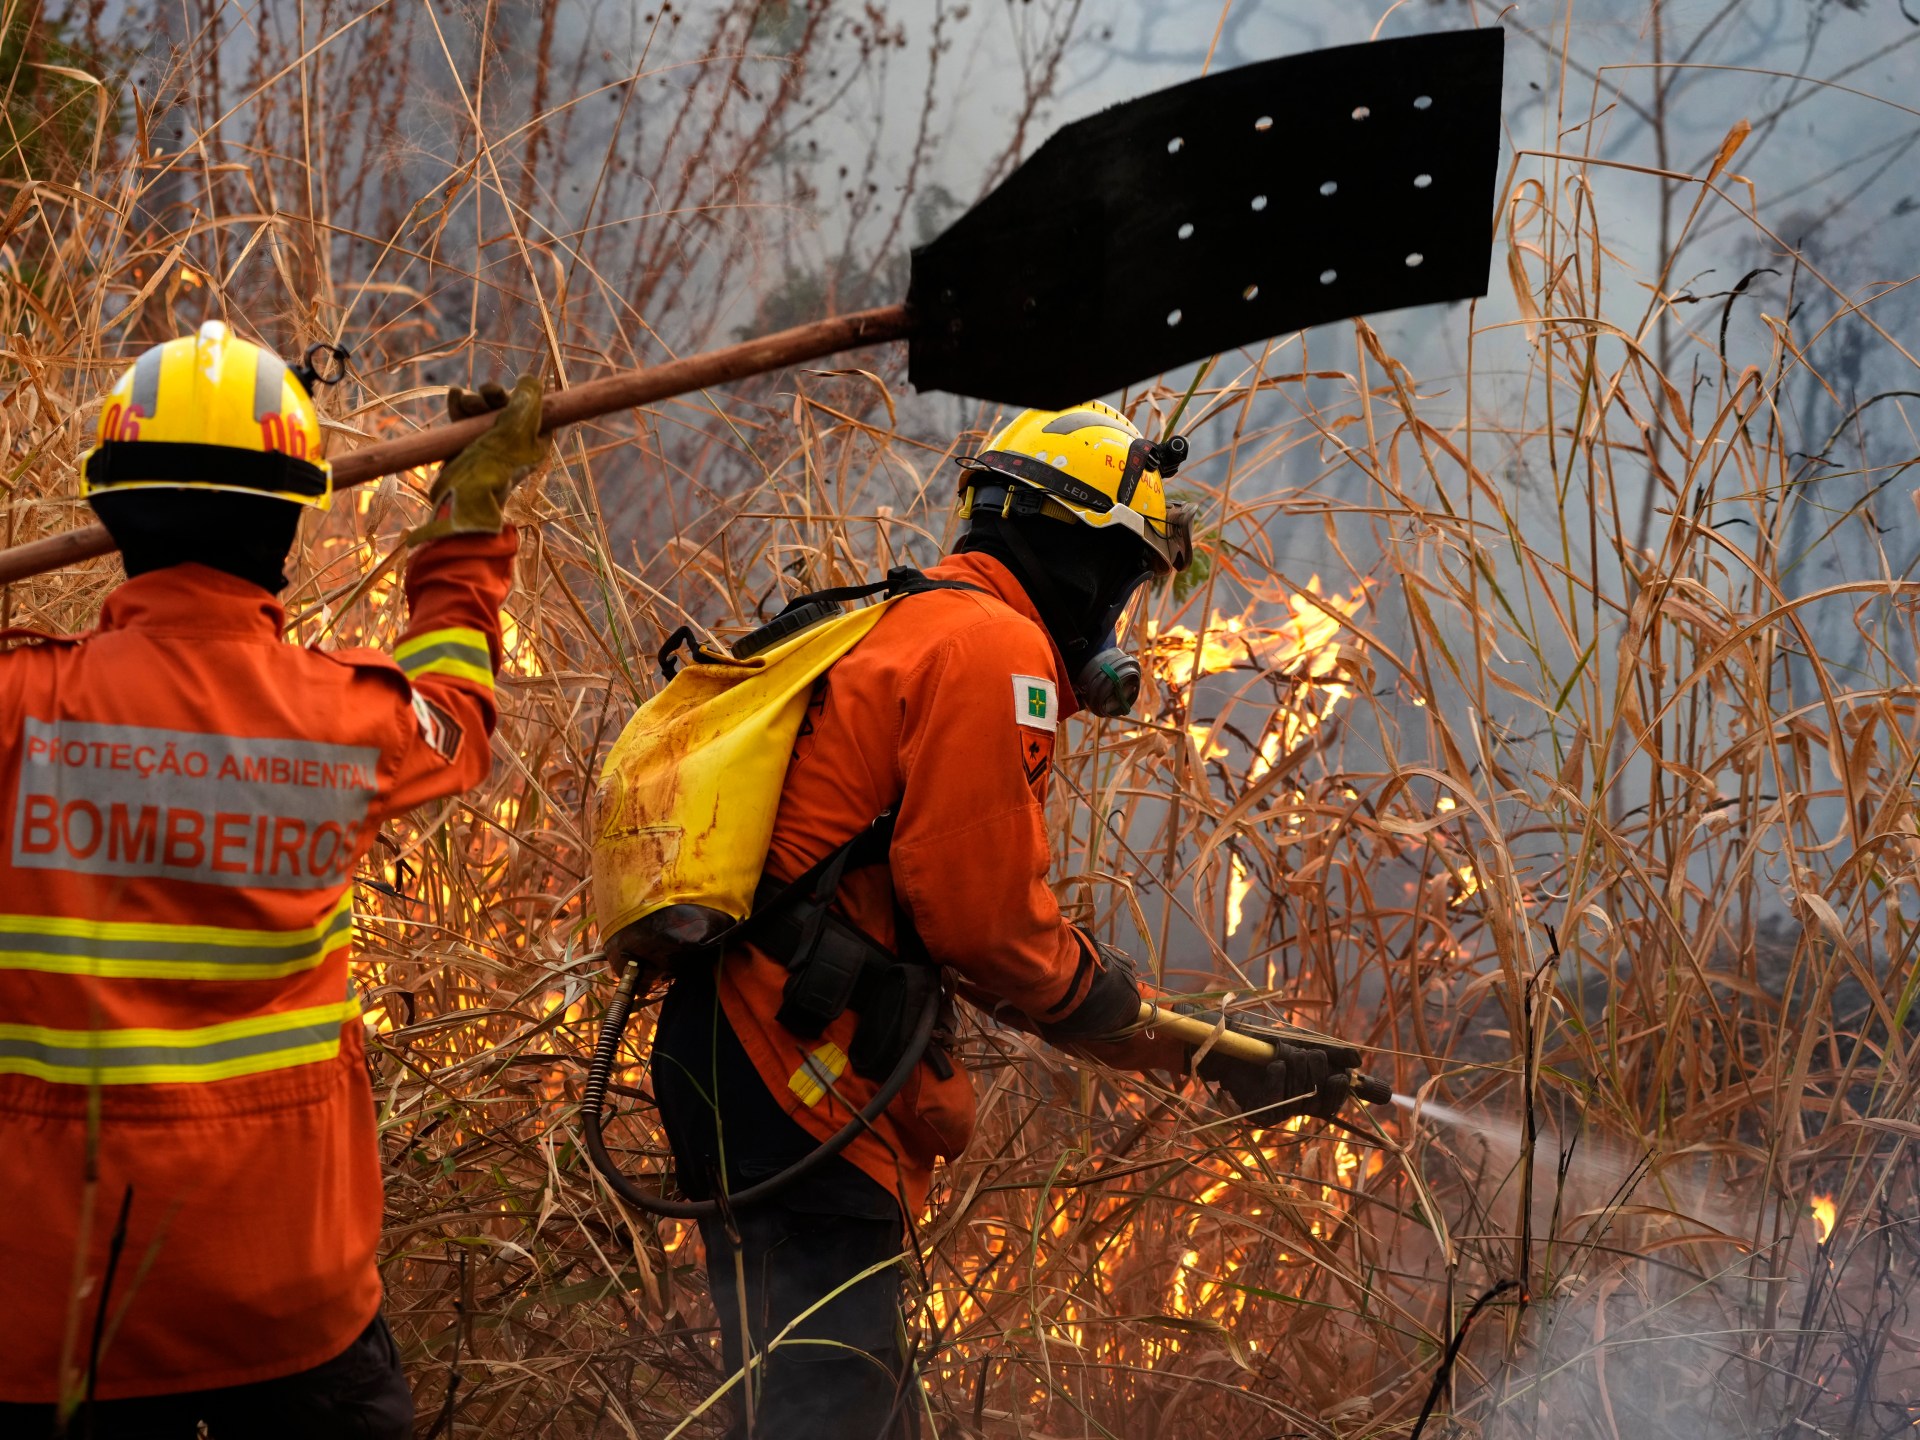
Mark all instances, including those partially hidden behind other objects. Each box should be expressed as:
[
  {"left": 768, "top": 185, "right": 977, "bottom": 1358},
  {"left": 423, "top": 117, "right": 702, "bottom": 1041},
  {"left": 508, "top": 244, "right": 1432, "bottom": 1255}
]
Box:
[{"left": 1349, "top": 1071, "right": 1395, "bottom": 1106}]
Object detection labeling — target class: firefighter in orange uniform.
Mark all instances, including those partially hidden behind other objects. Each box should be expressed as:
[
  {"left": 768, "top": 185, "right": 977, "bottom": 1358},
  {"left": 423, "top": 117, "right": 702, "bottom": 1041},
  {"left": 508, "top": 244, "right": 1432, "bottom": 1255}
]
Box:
[
  {"left": 0, "top": 323, "right": 546, "bottom": 1438},
  {"left": 648, "top": 402, "right": 1354, "bottom": 1439}
]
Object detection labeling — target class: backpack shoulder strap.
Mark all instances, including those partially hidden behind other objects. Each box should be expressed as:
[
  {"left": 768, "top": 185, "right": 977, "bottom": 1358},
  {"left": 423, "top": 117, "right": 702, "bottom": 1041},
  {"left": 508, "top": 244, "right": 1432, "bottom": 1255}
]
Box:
[
  {"left": 657, "top": 568, "right": 986, "bottom": 681},
  {"left": 782, "top": 565, "right": 986, "bottom": 608}
]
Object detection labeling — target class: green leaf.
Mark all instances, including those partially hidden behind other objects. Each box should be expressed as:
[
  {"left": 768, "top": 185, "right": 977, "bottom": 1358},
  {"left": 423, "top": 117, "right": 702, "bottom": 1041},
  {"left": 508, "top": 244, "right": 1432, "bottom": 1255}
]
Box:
[{"left": 1171, "top": 537, "right": 1215, "bottom": 603}]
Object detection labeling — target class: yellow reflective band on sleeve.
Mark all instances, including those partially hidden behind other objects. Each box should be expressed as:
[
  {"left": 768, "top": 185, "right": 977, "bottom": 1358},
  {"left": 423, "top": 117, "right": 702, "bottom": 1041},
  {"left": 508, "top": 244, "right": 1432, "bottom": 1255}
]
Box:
[
  {"left": 787, "top": 1041, "right": 849, "bottom": 1108},
  {"left": 0, "top": 897, "right": 354, "bottom": 980},
  {"left": 0, "top": 997, "right": 361, "bottom": 1086},
  {"left": 393, "top": 626, "right": 495, "bottom": 690}
]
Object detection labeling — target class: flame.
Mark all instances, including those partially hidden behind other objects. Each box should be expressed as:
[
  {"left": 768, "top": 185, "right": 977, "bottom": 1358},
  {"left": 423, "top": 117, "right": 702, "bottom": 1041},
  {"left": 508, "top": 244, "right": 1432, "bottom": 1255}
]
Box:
[
  {"left": 499, "top": 611, "right": 543, "bottom": 677},
  {"left": 1248, "top": 731, "right": 1284, "bottom": 783},
  {"left": 178, "top": 266, "right": 201, "bottom": 288},
  {"left": 1811, "top": 1194, "right": 1836, "bottom": 1244},
  {"left": 1450, "top": 863, "right": 1480, "bottom": 907},
  {"left": 1226, "top": 855, "right": 1252, "bottom": 936},
  {"left": 1170, "top": 1248, "right": 1205, "bottom": 1317},
  {"left": 1142, "top": 580, "right": 1369, "bottom": 819},
  {"left": 1335, "top": 1140, "right": 1361, "bottom": 1183},
  {"left": 539, "top": 987, "right": 585, "bottom": 1025},
  {"left": 1145, "top": 578, "right": 1365, "bottom": 689},
  {"left": 1187, "top": 721, "right": 1229, "bottom": 762}
]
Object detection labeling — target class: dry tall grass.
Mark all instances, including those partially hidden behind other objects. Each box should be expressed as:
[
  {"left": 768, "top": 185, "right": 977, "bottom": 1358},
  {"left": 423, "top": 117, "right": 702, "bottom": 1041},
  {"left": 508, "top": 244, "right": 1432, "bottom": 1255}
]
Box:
[{"left": 5, "top": 1, "right": 1920, "bottom": 1435}]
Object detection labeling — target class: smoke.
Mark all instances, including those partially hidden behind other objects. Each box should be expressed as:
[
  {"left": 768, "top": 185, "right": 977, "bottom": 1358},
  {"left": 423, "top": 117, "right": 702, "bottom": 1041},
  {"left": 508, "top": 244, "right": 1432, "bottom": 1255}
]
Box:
[{"left": 1395, "top": 1096, "right": 1920, "bottom": 1439}]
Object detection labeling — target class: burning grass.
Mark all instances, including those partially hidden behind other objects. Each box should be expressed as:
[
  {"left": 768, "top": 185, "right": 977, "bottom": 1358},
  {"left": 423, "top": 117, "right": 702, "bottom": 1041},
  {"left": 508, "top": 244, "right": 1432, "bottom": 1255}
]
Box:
[{"left": 6, "top": 1, "right": 1920, "bottom": 1435}]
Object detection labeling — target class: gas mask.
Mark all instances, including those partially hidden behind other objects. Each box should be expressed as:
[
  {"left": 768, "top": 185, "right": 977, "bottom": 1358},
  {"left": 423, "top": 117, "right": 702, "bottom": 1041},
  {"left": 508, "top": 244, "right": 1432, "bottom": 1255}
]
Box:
[
  {"left": 1073, "top": 639, "right": 1141, "bottom": 718},
  {"left": 1069, "top": 569, "right": 1153, "bottom": 717}
]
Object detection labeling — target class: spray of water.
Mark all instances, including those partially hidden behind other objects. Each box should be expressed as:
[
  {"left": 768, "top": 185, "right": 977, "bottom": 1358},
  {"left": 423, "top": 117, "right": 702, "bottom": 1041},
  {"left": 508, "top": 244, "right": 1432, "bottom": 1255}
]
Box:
[
  {"left": 1389, "top": 1091, "right": 1520, "bottom": 1142},
  {"left": 1391, "top": 1092, "right": 1535, "bottom": 1155},
  {"left": 1388, "top": 1092, "right": 1792, "bottom": 1437},
  {"left": 1387, "top": 1092, "right": 1747, "bottom": 1237}
]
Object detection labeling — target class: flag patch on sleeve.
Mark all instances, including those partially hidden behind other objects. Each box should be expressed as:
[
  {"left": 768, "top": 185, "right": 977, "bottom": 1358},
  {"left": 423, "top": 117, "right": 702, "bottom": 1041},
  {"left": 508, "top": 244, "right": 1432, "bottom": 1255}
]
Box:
[{"left": 1012, "top": 674, "right": 1058, "bottom": 732}]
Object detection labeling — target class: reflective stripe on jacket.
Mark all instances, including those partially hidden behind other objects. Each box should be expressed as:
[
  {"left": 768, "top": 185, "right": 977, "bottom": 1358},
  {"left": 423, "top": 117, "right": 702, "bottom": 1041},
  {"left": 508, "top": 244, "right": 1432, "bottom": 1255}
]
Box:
[
  {"left": 716, "top": 552, "right": 1186, "bottom": 1213},
  {"left": 0, "top": 530, "right": 516, "bottom": 1403}
]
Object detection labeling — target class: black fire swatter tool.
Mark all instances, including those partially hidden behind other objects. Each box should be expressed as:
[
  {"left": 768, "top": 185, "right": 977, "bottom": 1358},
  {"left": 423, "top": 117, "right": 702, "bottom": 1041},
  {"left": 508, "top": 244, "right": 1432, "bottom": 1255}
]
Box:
[{"left": 909, "top": 25, "right": 1505, "bottom": 406}]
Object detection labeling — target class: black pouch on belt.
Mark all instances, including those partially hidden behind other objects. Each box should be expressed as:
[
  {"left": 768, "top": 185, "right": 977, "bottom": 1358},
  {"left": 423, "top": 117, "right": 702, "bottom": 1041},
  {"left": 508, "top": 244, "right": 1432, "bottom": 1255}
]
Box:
[
  {"left": 762, "top": 885, "right": 948, "bottom": 1081},
  {"left": 847, "top": 961, "right": 942, "bottom": 1081},
  {"left": 770, "top": 896, "right": 879, "bottom": 1032},
  {"left": 771, "top": 904, "right": 940, "bottom": 1082},
  {"left": 755, "top": 809, "right": 951, "bottom": 1082}
]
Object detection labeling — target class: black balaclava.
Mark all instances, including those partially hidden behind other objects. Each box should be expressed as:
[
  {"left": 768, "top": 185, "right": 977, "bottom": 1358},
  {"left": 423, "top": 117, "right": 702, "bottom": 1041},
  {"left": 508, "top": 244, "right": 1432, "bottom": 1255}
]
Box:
[
  {"left": 89, "top": 488, "right": 304, "bottom": 595},
  {"left": 958, "top": 509, "right": 1156, "bottom": 716}
]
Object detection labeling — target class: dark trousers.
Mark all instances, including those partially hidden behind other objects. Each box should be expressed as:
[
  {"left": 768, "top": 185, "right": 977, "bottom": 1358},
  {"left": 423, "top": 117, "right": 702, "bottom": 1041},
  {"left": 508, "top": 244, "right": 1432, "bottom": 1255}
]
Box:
[
  {"left": 654, "top": 970, "right": 916, "bottom": 1440},
  {"left": 0, "top": 1313, "right": 413, "bottom": 1440}
]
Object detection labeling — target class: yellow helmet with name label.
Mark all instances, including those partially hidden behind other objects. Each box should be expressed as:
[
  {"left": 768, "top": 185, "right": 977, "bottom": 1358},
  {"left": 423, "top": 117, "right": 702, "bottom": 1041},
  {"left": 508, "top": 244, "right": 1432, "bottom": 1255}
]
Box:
[
  {"left": 82, "top": 321, "right": 332, "bottom": 508},
  {"left": 956, "top": 401, "right": 1193, "bottom": 573}
]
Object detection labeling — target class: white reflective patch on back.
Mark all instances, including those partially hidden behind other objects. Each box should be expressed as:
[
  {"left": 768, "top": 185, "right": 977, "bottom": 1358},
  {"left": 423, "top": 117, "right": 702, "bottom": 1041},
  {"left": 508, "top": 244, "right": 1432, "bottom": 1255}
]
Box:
[
  {"left": 1012, "top": 674, "right": 1058, "bottom": 733},
  {"left": 12, "top": 718, "right": 378, "bottom": 890}
]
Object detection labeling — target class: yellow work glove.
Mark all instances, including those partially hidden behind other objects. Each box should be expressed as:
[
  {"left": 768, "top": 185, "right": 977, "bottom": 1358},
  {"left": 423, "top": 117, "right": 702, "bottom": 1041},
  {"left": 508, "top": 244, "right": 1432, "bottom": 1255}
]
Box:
[{"left": 406, "top": 374, "right": 550, "bottom": 545}]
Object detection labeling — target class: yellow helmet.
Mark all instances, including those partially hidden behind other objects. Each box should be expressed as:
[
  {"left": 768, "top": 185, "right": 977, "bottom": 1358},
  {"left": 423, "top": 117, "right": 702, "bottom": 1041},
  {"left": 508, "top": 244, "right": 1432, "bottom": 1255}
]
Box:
[
  {"left": 82, "top": 321, "right": 332, "bottom": 508},
  {"left": 956, "top": 401, "right": 1194, "bottom": 573}
]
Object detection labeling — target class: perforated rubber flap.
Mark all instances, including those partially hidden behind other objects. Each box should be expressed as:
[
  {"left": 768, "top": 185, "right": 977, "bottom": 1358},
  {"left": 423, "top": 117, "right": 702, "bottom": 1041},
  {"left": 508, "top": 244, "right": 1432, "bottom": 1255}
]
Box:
[{"left": 908, "top": 27, "right": 1505, "bottom": 408}]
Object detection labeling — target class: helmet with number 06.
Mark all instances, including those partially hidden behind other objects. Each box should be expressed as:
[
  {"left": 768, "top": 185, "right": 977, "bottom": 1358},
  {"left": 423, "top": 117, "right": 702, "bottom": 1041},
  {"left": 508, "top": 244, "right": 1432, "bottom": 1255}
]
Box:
[{"left": 81, "top": 321, "right": 332, "bottom": 508}]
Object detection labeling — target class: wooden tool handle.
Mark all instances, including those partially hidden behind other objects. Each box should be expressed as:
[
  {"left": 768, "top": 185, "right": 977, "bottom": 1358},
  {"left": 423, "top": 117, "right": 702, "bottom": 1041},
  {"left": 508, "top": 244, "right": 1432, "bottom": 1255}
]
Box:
[{"left": 0, "top": 304, "right": 914, "bottom": 587}]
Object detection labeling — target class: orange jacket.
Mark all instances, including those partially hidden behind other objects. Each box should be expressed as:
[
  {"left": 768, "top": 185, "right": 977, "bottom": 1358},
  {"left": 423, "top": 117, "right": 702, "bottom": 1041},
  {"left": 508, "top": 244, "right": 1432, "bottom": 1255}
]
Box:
[
  {"left": 0, "top": 531, "right": 516, "bottom": 1402},
  {"left": 718, "top": 552, "right": 1185, "bottom": 1212}
]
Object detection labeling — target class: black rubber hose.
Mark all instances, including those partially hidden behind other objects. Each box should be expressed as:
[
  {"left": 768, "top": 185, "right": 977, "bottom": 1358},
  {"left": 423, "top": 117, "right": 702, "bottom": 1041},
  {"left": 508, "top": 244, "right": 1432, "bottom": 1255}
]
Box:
[{"left": 581, "top": 964, "right": 937, "bottom": 1219}]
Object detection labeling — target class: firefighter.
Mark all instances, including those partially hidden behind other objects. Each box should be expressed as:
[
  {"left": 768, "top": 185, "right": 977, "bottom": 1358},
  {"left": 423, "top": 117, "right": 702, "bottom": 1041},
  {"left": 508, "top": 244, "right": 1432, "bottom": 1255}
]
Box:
[
  {"left": 648, "top": 401, "right": 1353, "bottom": 1440},
  {"left": 0, "top": 322, "right": 547, "bottom": 1438}
]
